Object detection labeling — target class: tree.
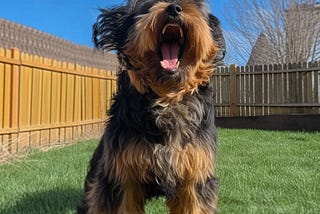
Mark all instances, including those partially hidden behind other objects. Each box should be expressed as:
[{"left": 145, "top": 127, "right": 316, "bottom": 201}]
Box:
[{"left": 225, "top": 0, "right": 320, "bottom": 65}]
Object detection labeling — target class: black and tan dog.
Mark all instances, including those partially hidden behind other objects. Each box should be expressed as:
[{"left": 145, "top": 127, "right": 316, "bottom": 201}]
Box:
[{"left": 78, "top": 0, "right": 225, "bottom": 213}]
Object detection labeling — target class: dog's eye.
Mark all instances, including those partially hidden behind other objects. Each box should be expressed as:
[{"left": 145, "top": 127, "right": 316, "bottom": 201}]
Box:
[
  {"left": 135, "top": 0, "right": 155, "bottom": 14},
  {"left": 140, "top": 2, "right": 154, "bottom": 13}
]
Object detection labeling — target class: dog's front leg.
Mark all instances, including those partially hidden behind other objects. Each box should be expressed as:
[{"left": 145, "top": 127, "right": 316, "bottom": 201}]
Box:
[
  {"left": 117, "top": 178, "right": 146, "bottom": 214},
  {"left": 79, "top": 165, "right": 146, "bottom": 214},
  {"left": 166, "top": 177, "right": 218, "bottom": 214}
]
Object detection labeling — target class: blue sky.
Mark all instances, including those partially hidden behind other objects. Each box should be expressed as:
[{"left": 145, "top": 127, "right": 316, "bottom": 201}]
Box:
[{"left": 0, "top": 0, "right": 230, "bottom": 48}]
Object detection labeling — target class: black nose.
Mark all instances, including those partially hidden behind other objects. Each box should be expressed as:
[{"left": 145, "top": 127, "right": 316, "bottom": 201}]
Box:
[{"left": 166, "top": 4, "right": 182, "bottom": 17}]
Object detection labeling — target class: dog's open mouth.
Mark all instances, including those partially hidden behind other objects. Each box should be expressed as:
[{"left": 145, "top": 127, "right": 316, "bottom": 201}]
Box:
[{"left": 160, "top": 23, "right": 184, "bottom": 73}]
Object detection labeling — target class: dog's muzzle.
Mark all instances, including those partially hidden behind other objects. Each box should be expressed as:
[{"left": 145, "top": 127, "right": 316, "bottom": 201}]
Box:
[{"left": 160, "top": 4, "right": 185, "bottom": 74}]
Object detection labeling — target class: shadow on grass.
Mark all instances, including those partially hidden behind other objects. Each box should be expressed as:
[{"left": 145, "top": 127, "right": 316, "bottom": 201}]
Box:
[{"left": 0, "top": 188, "right": 82, "bottom": 214}]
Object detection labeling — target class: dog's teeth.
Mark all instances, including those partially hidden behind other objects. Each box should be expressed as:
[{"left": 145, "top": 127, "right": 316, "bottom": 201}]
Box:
[
  {"left": 162, "top": 26, "right": 167, "bottom": 34},
  {"left": 179, "top": 28, "right": 183, "bottom": 37},
  {"left": 176, "top": 61, "right": 180, "bottom": 68},
  {"left": 162, "top": 24, "right": 183, "bottom": 37}
]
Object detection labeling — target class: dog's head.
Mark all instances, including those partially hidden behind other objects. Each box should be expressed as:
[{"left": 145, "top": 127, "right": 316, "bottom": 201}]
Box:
[{"left": 93, "top": 0, "right": 225, "bottom": 103}]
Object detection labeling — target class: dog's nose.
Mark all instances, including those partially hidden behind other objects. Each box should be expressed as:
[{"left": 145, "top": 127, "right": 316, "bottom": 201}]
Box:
[{"left": 166, "top": 4, "right": 182, "bottom": 17}]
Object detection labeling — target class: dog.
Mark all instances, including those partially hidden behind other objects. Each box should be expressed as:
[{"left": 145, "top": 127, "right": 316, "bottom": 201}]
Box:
[{"left": 78, "top": 0, "right": 225, "bottom": 213}]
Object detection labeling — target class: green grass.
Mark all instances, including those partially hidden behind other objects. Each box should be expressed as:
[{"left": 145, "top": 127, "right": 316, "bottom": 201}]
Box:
[
  {"left": 0, "top": 140, "right": 97, "bottom": 214},
  {"left": 0, "top": 129, "right": 319, "bottom": 214},
  {"left": 216, "top": 129, "right": 320, "bottom": 214}
]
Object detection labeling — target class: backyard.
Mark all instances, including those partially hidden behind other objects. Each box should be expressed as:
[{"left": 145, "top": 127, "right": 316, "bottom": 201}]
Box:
[{"left": 0, "top": 129, "right": 319, "bottom": 214}]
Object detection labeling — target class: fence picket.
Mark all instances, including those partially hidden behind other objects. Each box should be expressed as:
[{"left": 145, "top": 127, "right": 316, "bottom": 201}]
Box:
[{"left": 0, "top": 48, "right": 5, "bottom": 153}]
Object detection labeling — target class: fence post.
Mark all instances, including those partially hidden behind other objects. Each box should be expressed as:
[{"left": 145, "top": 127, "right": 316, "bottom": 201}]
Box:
[
  {"left": 229, "top": 64, "right": 238, "bottom": 117},
  {"left": 10, "top": 48, "right": 20, "bottom": 153}
]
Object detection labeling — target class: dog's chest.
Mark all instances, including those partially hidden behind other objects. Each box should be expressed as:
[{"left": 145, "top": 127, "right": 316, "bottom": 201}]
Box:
[
  {"left": 151, "top": 96, "right": 205, "bottom": 143},
  {"left": 116, "top": 93, "right": 216, "bottom": 193},
  {"left": 123, "top": 135, "right": 214, "bottom": 190}
]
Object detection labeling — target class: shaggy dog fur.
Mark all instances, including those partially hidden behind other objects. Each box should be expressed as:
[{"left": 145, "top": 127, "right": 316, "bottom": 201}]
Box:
[{"left": 78, "top": 0, "right": 225, "bottom": 213}]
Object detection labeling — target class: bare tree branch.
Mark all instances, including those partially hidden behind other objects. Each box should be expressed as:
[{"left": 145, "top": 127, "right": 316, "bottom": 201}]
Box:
[{"left": 225, "top": 0, "right": 320, "bottom": 65}]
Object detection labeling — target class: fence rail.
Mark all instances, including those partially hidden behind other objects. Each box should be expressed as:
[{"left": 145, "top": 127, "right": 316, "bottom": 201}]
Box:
[
  {"left": 213, "top": 62, "right": 320, "bottom": 117},
  {"left": 0, "top": 48, "right": 116, "bottom": 159}
]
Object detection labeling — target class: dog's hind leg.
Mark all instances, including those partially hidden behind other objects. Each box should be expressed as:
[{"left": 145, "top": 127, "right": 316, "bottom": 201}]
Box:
[{"left": 77, "top": 140, "right": 125, "bottom": 214}]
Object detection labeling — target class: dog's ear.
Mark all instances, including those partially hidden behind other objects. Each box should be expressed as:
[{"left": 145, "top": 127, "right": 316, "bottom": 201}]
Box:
[
  {"left": 93, "top": 6, "right": 134, "bottom": 52},
  {"left": 208, "top": 14, "right": 226, "bottom": 63}
]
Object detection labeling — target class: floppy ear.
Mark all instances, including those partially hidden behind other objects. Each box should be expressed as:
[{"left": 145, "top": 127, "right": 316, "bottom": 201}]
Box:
[
  {"left": 208, "top": 14, "right": 226, "bottom": 63},
  {"left": 93, "top": 6, "right": 134, "bottom": 52}
]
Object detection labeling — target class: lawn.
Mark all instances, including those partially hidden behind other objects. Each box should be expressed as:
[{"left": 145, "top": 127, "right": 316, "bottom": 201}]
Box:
[{"left": 0, "top": 129, "right": 319, "bottom": 214}]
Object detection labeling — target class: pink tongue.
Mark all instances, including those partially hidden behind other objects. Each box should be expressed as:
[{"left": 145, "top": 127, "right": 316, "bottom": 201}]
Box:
[{"left": 160, "top": 43, "right": 180, "bottom": 71}]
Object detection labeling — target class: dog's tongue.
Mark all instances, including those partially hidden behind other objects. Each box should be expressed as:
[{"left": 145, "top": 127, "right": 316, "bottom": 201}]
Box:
[{"left": 160, "top": 43, "right": 180, "bottom": 72}]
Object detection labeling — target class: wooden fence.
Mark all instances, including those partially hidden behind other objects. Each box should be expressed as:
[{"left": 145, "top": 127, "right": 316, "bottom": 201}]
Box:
[
  {"left": 213, "top": 62, "right": 320, "bottom": 117},
  {"left": 2, "top": 47, "right": 320, "bottom": 159},
  {"left": 0, "top": 48, "right": 116, "bottom": 159}
]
